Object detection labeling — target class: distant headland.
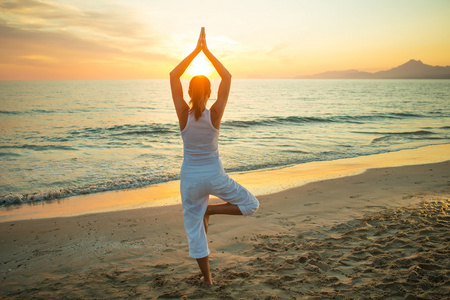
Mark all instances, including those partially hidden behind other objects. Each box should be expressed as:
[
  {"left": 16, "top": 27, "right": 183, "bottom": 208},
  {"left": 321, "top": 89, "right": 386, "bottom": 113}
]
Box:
[{"left": 296, "top": 60, "right": 450, "bottom": 79}]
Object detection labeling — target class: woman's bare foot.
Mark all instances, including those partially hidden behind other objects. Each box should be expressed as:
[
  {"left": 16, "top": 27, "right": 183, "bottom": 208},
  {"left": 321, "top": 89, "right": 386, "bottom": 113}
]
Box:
[
  {"left": 196, "top": 256, "right": 212, "bottom": 286},
  {"left": 200, "top": 276, "right": 213, "bottom": 286}
]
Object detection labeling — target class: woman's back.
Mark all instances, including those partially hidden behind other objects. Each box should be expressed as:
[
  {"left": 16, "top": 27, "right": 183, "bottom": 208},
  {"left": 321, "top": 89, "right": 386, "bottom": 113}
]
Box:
[{"left": 181, "top": 109, "right": 222, "bottom": 172}]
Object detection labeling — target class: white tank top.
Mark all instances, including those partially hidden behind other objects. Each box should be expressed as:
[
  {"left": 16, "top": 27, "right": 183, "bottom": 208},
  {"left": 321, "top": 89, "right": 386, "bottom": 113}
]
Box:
[{"left": 181, "top": 109, "right": 223, "bottom": 174}]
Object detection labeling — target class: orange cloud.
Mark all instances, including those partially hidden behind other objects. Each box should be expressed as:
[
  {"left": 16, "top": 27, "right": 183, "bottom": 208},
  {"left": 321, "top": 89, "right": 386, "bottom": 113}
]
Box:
[{"left": 0, "top": 0, "right": 173, "bottom": 80}]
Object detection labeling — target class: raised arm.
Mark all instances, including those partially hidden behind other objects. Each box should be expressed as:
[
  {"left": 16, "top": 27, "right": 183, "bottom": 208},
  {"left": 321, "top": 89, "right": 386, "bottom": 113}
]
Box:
[
  {"left": 169, "top": 29, "right": 204, "bottom": 129},
  {"left": 202, "top": 32, "right": 232, "bottom": 129}
]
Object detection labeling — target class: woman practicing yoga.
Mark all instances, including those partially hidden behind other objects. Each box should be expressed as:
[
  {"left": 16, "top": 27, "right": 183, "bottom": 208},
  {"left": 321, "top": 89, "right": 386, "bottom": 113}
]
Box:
[{"left": 170, "top": 27, "right": 259, "bottom": 285}]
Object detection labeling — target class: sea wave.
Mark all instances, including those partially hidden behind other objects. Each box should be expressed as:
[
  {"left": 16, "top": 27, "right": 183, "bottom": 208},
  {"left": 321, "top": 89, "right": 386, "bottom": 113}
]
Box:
[
  {"left": 0, "top": 109, "right": 59, "bottom": 115},
  {"left": 0, "top": 124, "right": 179, "bottom": 152},
  {"left": 0, "top": 144, "right": 78, "bottom": 151},
  {"left": 0, "top": 152, "right": 22, "bottom": 157},
  {"left": 0, "top": 110, "right": 21, "bottom": 115},
  {"left": 69, "top": 123, "right": 178, "bottom": 138},
  {"left": 222, "top": 112, "right": 428, "bottom": 128},
  {"left": 0, "top": 175, "right": 179, "bottom": 207},
  {"left": 353, "top": 130, "right": 435, "bottom": 135},
  {"left": 0, "top": 106, "right": 155, "bottom": 116},
  {"left": 367, "top": 130, "right": 445, "bottom": 144}
]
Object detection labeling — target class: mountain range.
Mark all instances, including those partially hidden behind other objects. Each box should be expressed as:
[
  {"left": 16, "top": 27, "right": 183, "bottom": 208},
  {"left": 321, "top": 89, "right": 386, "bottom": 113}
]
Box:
[{"left": 296, "top": 60, "right": 450, "bottom": 79}]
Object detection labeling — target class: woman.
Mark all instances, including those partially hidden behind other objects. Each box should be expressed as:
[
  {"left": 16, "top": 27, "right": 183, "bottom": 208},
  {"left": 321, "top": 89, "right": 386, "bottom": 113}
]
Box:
[{"left": 170, "top": 27, "right": 259, "bottom": 286}]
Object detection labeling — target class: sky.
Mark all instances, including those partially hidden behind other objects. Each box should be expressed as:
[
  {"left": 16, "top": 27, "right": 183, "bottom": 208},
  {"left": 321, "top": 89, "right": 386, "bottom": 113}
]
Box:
[{"left": 0, "top": 0, "right": 449, "bottom": 80}]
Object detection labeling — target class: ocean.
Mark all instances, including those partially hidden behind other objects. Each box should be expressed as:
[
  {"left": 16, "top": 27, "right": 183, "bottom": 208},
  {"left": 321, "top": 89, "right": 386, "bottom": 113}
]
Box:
[{"left": 0, "top": 79, "right": 449, "bottom": 206}]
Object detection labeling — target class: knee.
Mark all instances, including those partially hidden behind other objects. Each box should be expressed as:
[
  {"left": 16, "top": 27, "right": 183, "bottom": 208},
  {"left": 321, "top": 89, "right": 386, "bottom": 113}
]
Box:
[
  {"left": 243, "top": 196, "right": 259, "bottom": 216},
  {"left": 251, "top": 197, "right": 260, "bottom": 214}
]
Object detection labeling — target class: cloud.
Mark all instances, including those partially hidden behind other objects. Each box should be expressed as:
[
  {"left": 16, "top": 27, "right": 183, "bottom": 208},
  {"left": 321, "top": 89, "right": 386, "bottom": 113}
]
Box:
[
  {"left": 0, "top": 21, "right": 169, "bottom": 65},
  {"left": 0, "top": 0, "right": 174, "bottom": 78},
  {"left": 0, "top": 0, "right": 53, "bottom": 10},
  {"left": 1, "top": 0, "right": 156, "bottom": 44}
]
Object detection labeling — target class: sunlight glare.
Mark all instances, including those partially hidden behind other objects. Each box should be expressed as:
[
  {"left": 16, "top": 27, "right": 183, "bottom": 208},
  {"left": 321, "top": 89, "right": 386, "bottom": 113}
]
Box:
[{"left": 186, "top": 55, "right": 214, "bottom": 77}]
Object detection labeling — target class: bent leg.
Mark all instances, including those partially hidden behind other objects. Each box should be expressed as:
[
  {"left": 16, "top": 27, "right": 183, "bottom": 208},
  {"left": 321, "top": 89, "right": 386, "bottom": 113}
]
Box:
[
  {"left": 207, "top": 202, "right": 243, "bottom": 216},
  {"left": 204, "top": 173, "right": 259, "bottom": 233},
  {"left": 208, "top": 172, "right": 260, "bottom": 216},
  {"left": 204, "top": 203, "right": 242, "bottom": 233}
]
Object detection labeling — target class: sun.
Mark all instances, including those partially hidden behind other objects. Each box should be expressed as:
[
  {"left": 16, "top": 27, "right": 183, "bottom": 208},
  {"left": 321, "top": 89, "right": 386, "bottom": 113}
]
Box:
[{"left": 186, "top": 55, "right": 214, "bottom": 77}]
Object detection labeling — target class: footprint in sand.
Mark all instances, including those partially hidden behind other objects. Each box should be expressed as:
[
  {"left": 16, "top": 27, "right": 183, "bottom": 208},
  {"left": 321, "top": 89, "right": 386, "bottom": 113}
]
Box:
[{"left": 304, "top": 202, "right": 320, "bottom": 207}]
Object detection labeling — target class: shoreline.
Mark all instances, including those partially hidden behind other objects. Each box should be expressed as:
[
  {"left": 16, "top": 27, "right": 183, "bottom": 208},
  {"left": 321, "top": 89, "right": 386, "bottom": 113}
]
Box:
[
  {"left": 1, "top": 157, "right": 449, "bottom": 298},
  {"left": 1, "top": 143, "right": 449, "bottom": 223}
]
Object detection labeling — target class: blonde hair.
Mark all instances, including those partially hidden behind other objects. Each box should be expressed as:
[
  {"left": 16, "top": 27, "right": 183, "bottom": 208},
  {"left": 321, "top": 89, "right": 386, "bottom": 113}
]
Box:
[{"left": 189, "top": 75, "right": 211, "bottom": 120}]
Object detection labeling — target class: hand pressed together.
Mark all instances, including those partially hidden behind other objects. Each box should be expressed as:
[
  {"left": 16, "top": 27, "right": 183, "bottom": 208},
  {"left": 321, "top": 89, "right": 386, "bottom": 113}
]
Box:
[{"left": 195, "top": 27, "right": 208, "bottom": 53}]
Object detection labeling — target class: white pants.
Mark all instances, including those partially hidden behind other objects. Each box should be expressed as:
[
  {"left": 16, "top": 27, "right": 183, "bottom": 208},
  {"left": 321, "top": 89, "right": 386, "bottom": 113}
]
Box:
[{"left": 180, "top": 170, "right": 259, "bottom": 259}]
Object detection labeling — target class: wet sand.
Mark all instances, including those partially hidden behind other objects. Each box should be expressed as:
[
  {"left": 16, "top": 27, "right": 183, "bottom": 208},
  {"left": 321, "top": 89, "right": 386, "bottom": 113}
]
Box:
[{"left": 0, "top": 147, "right": 449, "bottom": 299}]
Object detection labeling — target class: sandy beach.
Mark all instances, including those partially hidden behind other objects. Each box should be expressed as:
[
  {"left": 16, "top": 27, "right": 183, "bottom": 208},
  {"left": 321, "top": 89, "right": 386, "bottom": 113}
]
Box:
[{"left": 1, "top": 146, "right": 449, "bottom": 299}]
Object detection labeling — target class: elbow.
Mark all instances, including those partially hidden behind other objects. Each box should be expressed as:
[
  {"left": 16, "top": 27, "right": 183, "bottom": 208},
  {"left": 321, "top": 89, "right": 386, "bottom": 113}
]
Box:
[
  {"left": 223, "top": 71, "right": 232, "bottom": 81},
  {"left": 169, "top": 70, "right": 180, "bottom": 79}
]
